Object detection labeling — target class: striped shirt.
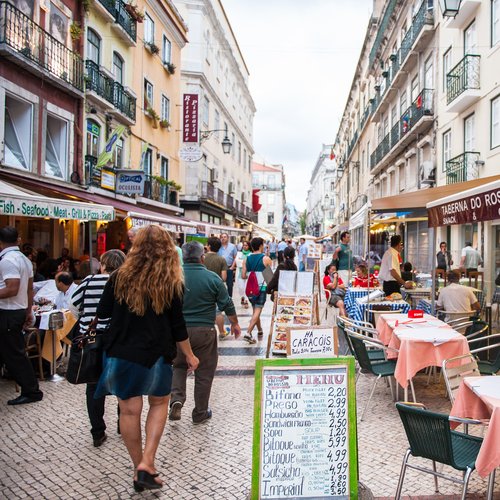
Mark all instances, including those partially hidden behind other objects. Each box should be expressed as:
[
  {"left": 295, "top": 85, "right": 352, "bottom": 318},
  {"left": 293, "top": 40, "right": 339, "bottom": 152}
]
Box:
[{"left": 70, "top": 274, "right": 110, "bottom": 334}]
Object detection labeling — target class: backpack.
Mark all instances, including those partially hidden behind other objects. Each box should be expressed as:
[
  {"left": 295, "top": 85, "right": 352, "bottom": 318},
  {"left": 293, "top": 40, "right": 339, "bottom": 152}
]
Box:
[{"left": 245, "top": 254, "right": 264, "bottom": 298}]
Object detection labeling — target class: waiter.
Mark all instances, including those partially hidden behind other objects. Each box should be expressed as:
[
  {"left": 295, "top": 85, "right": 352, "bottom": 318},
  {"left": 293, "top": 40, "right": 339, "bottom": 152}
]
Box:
[
  {"left": 379, "top": 235, "right": 413, "bottom": 296},
  {"left": 0, "top": 227, "right": 43, "bottom": 405}
]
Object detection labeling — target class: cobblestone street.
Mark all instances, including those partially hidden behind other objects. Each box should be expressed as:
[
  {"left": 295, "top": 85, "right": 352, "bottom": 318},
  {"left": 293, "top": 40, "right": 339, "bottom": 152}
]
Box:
[{"left": 1, "top": 296, "right": 499, "bottom": 499}]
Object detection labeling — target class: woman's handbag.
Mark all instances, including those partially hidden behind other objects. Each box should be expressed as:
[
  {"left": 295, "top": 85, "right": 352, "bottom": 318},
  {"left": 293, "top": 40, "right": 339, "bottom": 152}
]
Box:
[{"left": 66, "top": 318, "right": 104, "bottom": 385}]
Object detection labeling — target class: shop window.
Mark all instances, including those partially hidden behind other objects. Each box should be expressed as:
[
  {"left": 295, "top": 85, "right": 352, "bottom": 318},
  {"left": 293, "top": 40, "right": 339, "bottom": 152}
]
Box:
[
  {"left": 86, "top": 119, "right": 100, "bottom": 157},
  {"left": 4, "top": 94, "right": 33, "bottom": 171},
  {"left": 45, "top": 114, "right": 68, "bottom": 180}
]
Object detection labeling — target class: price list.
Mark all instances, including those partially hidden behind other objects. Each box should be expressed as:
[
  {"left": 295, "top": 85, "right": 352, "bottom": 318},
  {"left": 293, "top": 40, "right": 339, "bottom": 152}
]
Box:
[{"left": 259, "top": 367, "right": 350, "bottom": 499}]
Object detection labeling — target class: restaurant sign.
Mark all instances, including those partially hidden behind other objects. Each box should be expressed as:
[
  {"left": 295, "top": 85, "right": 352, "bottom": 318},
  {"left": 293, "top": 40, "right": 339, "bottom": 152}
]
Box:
[
  {"left": 428, "top": 185, "right": 500, "bottom": 227},
  {"left": 183, "top": 93, "right": 199, "bottom": 143},
  {"left": 115, "top": 170, "right": 145, "bottom": 195},
  {"left": 0, "top": 197, "right": 114, "bottom": 221},
  {"left": 130, "top": 216, "right": 197, "bottom": 235}
]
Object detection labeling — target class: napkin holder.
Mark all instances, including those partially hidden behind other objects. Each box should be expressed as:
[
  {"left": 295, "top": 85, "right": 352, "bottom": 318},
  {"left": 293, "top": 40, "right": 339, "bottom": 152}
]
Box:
[
  {"left": 48, "top": 311, "right": 64, "bottom": 329},
  {"left": 408, "top": 309, "right": 423, "bottom": 319}
]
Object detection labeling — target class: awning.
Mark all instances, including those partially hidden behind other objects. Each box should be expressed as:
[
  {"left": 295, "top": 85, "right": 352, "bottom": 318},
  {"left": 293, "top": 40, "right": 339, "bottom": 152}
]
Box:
[
  {"left": 127, "top": 211, "right": 197, "bottom": 234},
  {"left": 371, "top": 174, "right": 500, "bottom": 213},
  {"left": 0, "top": 180, "right": 114, "bottom": 221},
  {"left": 427, "top": 179, "right": 500, "bottom": 227},
  {"left": 349, "top": 203, "right": 369, "bottom": 231}
]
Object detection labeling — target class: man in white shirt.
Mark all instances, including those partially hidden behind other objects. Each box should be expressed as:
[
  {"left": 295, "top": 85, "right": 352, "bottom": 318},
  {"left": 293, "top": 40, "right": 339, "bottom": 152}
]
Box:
[
  {"left": 460, "top": 242, "right": 483, "bottom": 273},
  {"left": 0, "top": 227, "right": 43, "bottom": 405},
  {"left": 379, "top": 235, "right": 413, "bottom": 296},
  {"left": 54, "top": 272, "right": 78, "bottom": 310},
  {"left": 436, "top": 272, "right": 480, "bottom": 313}
]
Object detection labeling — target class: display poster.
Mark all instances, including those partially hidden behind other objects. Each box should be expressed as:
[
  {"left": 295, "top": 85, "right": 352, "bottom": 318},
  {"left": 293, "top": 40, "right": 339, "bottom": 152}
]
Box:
[
  {"left": 251, "top": 358, "right": 358, "bottom": 500},
  {"left": 278, "top": 271, "right": 296, "bottom": 295},
  {"left": 287, "top": 327, "right": 338, "bottom": 358},
  {"left": 308, "top": 243, "right": 323, "bottom": 260},
  {"left": 296, "top": 272, "right": 314, "bottom": 296}
]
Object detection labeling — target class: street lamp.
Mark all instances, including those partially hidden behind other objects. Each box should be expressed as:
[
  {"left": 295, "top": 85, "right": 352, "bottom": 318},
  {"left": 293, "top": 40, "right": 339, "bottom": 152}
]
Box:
[
  {"left": 199, "top": 129, "right": 232, "bottom": 155},
  {"left": 439, "top": 0, "right": 462, "bottom": 17}
]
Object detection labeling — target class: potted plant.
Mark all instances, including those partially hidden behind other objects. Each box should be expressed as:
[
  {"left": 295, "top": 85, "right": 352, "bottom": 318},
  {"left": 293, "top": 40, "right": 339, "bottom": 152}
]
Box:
[
  {"left": 374, "top": 84, "right": 381, "bottom": 92},
  {"left": 382, "top": 70, "right": 389, "bottom": 78},
  {"left": 70, "top": 22, "right": 83, "bottom": 41},
  {"left": 167, "top": 180, "right": 182, "bottom": 191},
  {"left": 152, "top": 175, "right": 169, "bottom": 186},
  {"left": 145, "top": 41, "right": 160, "bottom": 55},
  {"left": 146, "top": 107, "right": 159, "bottom": 128},
  {"left": 159, "top": 119, "right": 170, "bottom": 129},
  {"left": 19, "top": 45, "right": 31, "bottom": 57},
  {"left": 389, "top": 53, "right": 397, "bottom": 62},
  {"left": 164, "top": 62, "right": 176, "bottom": 74},
  {"left": 125, "top": 2, "right": 144, "bottom": 22}
]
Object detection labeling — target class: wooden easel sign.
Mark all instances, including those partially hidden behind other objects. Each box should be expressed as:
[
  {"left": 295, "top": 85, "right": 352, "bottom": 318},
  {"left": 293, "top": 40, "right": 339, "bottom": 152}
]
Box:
[
  {"left": 251, "top": 357, "right": 358, "bottom": 500},
  {"left": 286, "top": 326, "right": 338, "bottom": 358}
]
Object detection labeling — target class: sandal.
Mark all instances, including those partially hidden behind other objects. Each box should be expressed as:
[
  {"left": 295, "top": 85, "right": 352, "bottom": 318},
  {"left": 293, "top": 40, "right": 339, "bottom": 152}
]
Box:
[{"left": 136, "top": 470, "right": 162, "bottom": 490}]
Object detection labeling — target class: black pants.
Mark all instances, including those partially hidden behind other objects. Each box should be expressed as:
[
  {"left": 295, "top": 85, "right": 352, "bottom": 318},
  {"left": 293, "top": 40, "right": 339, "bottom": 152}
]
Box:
[
  {"left": 226, "top": 269, "right": 234, "bottom": 297},
  {"left": 0, "top": 309, "right": 41, "bottom": 397},
  {"left": 383, "top": 281, "right": 401, "bottom": 296},
  {"left": 278, "top": 251, "right": 284, "bottom": 263},
  {"left": 86, "top": 383, "right": 106, "bottom": 438}
]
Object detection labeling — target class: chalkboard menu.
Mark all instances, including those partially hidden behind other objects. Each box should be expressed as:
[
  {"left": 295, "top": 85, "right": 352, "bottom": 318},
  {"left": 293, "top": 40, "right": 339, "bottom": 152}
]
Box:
[{"left": 251, "top": 358, "right": 358, "bottom": 499}]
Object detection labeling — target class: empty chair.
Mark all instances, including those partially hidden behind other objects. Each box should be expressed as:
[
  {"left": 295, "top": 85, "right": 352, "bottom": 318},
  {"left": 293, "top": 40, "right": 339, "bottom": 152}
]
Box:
[
  {"left": 442, "top": 354, "right": 480, "bottom": 404},
  {"left": 467, "top": 333, "right": 500, "bottom": 376},
  {"left": 467, "top": 271, "right": 484, "bottom": 290},
  {"left": 365, "top": 304, "right": 398, "bottom": 327},
  {"left": 24, "top": 328, "right": 44, "bottom": 381},
  {"left": 338, "top": 317, "right": 385, "bottom": 362},
  {"left": 395, "top": 402, "right": 483, "bottom": 500}
]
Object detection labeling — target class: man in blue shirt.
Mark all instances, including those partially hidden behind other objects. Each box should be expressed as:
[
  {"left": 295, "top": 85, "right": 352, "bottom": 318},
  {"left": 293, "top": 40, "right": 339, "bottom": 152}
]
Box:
[
  {"left": 277, "top": 238, "right": 287, "bottom": 263},
  {"left": 298, "top": 238, "right": 308, "bottom": 272},
  {"left": 218, "top": 232, "right": 237, "bottom": 297}
]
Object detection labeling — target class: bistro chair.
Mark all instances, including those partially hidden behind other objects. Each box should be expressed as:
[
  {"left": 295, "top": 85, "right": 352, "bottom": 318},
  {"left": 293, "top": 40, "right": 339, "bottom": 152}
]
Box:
[
  {"left": 323, "top": 289, "right": 338, "bottom": 321},
  {"left": 467, "top": 333, "right": 500, "bottom": 376},
  {"left": 467, "top": 271, "right": 484, "bottom": 290},
  {"left": 442, "top": 354, "right": 480, "bottom": 405},
  {"left": 395, "top": 402, "right": 483, "bottom": 500},
  {"left": 364, "top": 304, "right": 395, "bottom": 327},
  {"left": 24, "top": 328, "right": 44, "bottom": 381},
  {"left": 338, "top": 317, "right": 385, "bottom": 362},
  {"left": 345, "top": 328, "right": 400, "bottom": 421},
  {"left": 435, "top": 268, "right": 446, "bottom": 286}
]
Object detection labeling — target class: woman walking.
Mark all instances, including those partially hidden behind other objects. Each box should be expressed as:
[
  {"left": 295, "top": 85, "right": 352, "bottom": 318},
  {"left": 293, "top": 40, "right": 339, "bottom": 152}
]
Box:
[
  {"left": 241, "top": 237, "right": 272, "bottom": 344},
  {"left": 236, "top": 240, "right": 251, "bottom": 308},
  {"left": 95, "top": 225, "right": 199, "bottom": 491}
]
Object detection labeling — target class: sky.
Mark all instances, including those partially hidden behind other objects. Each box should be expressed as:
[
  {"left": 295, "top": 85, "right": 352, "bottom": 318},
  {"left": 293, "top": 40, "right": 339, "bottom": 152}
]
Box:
[{"left": 222, "top": 0, "right": 373, "bottom": 211}]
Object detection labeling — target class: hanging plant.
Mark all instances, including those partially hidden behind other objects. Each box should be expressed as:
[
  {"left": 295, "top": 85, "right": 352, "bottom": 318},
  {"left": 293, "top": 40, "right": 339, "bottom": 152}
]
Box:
[
  {"left": 146, "top": 107, "right": 160, "bottom": 121},
  {"left": 145, "top": 42, "right": 160, "bottom": 55},
  {"left": 164, "top": 62, "right": 176, "bottom": 74},
  {"left": 159, "top": 119, "right": 170, "bottom": 129},
  {"left": 70, "top": 22, "right": 83, "bottom": 41},
  {"left": 125, "top": 2, "right": 144, "bottom": 22}
]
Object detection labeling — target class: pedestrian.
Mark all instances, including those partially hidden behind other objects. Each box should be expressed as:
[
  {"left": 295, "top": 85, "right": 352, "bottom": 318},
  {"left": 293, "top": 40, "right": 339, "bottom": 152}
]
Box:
[
  {"left": 236, "top": 240, "right": 251, "bottom": 308},
  {"left": 0, "top": 227, "right": 43, "bottom": 406},
  {"left": 169, "top": 241, "right": 240, "bottom": 424},
  {"left": 204, "top": 237, "right": 229, "bottom": 340},
  {"left": 69, "top": 249, "right": 126, "bottom": 447},
  {"left": 436, "top": 242, "right": 453, "bottom": 272},
  {"left": 267, "top": 246, "right": 297, "bottom": 299},
  {"left": 277, "top": 238, "right": 287, "bottom": 263},
  {"left": 379, "top": 235, "right": 413, "bottom": 296},
  {"left": 95, "top": 226, "right": 199, "bottom": 492},
  {"left": 218, "top": 232, "right": 237, "bottom": 297},
  {"left": 331, "top": 231, "right": 354, "bottom": 285},
  {"left": 268, "top": 237, "right": 278, "bottom": 269},
  {"left": 323, "top": 263, "right": 347, "bottom": 316},
  {"left": 298, "top": 238, "right": 308, "bottom": 272},
  {"left": 242, "top": 237, "right": 272, "bottom": 343},
  {"left": 460, "top": 241, "right": 482, "bottom": 274}
]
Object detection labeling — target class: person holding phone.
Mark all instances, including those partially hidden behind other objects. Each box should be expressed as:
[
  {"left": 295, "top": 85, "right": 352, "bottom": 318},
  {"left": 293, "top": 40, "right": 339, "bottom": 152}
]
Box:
[{"left": 323, "top": 263, "right": 347, "bottom": 316}]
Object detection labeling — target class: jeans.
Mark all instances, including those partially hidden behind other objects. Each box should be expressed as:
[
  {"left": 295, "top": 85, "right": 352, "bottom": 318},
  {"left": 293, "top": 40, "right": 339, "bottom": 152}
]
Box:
[
  {"left": 226, "top": 269, "right": 234, "bottom": 297},
  {"left": 299, "top": 262, "right": 305, "bottom": 272}
]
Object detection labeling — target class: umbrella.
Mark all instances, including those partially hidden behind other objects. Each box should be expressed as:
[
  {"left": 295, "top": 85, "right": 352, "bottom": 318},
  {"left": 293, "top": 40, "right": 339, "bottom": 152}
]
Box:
[{"left": 298, "top": 234, "right": 316, "bottom": 240}]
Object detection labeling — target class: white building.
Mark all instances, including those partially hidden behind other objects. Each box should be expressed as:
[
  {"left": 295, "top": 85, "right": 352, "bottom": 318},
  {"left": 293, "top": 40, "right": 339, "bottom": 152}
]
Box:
[
  {"left": 251, "top": 161, "right": 286, "bottom": 239},
  {"left": 174, "top": 0, "right": 256, "bottom": 230}
]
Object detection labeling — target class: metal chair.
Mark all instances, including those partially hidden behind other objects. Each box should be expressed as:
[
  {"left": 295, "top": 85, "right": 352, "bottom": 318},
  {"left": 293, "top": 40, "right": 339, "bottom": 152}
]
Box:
[
  {"left": 24, "top": 328, "right": 45, "bottom": 381},
  {"left": 395, "top": 402, "right": 483, "bottom": 500},
  {"left": 338, "top": 317, "right": 385, "bottom": 361},
  {"left": 467, "top": 333, "right": 500, "bottom": 375},
  {"left": 442, "top": 354, "right": 480, "bottom": 405},
  {"left": 364, "top": 304, "right": 398, "bottom": 328}
]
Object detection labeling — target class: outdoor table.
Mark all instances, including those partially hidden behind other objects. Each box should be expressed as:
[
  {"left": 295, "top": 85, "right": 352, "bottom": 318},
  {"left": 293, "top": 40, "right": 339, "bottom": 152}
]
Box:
[
  {"left": 402, "top": 287, "right": 432, "bottom": 308},
  {"left": 344, "top": 288, "right": 375, "bottom": 316},
  {"left": 350, "top": 298, "right": 409, "bottom": 323},
  {"left": 417, "top": 298, "right": 433, "bottom": 315},
  {"left": 450, "top": 376, "right": 500, "bottom": 499},
  {"left": 376, "top": 313, "right": 470, "bottom": 401}
]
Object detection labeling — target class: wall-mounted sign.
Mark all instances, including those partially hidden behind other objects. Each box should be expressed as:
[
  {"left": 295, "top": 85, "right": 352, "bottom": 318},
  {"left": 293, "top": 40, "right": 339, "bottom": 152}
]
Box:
[
  {"left": 179, "top": 145, "right": 203, "bottom": 162},
  {"left": 100, "top": 169, "right": 116, "bottom": 191},
  {"left": 183, "top": 93, "right": 199, "bottom": 143},
  {"left": 115, "top": 170, "right": 145, "bottom": 195}
]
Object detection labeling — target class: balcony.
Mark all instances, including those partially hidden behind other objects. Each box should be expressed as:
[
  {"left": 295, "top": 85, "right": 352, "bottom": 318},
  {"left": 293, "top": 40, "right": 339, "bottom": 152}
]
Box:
[
  {"left": 445, "top": 152, "right": 480, "bottom": 184},
  {"left": 0, "top": 1, "right": 84, "bottom": 96},
  {"left": 446, "top": 55, "right": 481, "bottom": 113},
  {"left": 201, "top": 181, "right": 224, "bottom": 206},
  {"left": 200, "top": 181, "right": 252, "bottom": 218},
  {"left": 85, "top": 61, "right": 136, "bottom": 124},
  {"left": 445, "top": 0, "right": 481, "bottom": 29},
  {"left": 92, "top": 0, "right": 137, "bottom": 45},
  {"left": 370, "top": 89, "right": 434, "bottom": 173},
  {"left": 142, "top": 175, "right": 178, "bottom": 206}
]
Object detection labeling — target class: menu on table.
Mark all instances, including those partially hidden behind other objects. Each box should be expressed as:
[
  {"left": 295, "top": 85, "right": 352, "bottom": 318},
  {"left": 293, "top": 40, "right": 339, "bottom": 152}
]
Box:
[{"left": 252, "top": 359, "right": 357, "bottom": 499}]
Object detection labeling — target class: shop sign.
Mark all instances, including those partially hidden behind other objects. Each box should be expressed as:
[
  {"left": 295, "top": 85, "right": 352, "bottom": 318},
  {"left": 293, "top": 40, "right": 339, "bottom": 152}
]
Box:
[
  {"left": 179, "top": 145, "right": 203, "bottom": 162},
  {"left": 286, "top": 327, "right": 337, "bottom": 358},
  {"left": 115, "top": 170, "right": 145, "bottom": 195},
  {"left": 183, "top": 93, "right": 199, "bottom": 143},
  {"left": 428, "top": 186, "right": 500, "bottom": 227},
  {"left": 130, "top": 216, "right": 195, "bottom": 234},
  {"left": 101, "top": 169, "right": 116, "bottom": 191},
  {"left": 0, "top": 197, "right": 114, "bottom": 221}
]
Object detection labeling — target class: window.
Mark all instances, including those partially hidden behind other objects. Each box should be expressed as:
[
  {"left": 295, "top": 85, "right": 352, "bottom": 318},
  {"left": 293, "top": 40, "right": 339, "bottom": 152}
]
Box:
[
  {"left": 391, "top": 105, "right": 398, "bottom": 127},
  {"left": 144, "top": 79, "right": 153, "bottom": 109},
  {"left": 267, "top": 212, "right": 274, "bottom": 224},
  {"left": 86, "top": 119, "right": 100, "bottom": 157},
  {"left": 86, "top": 29, "right": 100, "bottom": 64},
  {"left": 113, "top": 52, "right": 124, "bottom": 84},
  {"left": 202, "top": 96, "right": 209, "bottom": 125},
  {"left": 268, "top": 193, "right": 275, "bottom": 205},
  {"left": 400, "top": 90, "right": 407, "bottom": 115},
  {"left": 443, "top": 48, "right": 451, "bottom": 91},
  {"left": 464, "top": 113, "right": 475, "bottom": 151},
  {"left": 411, "top": 75, "right": 419, "bottom": 101},
  {"left": 144, "top": 14, "right": 154, "bottom": 44},
  {"left": 204, "top": 30, "right": 210, "bottom": 61},
  {"left": 267, "top": 175, "right": 275, "bottom": 188},
  {"left": 424, "top": 55, "right": 433, "bottom": 90},
  {"left": 442, "top": 129, "right": 451, "bottom": 170},
  {"left": 161, "top": 95, "right": 170, "bottom": 121},
  {"left": 492, "top": 95, "right": 500, "bottom": 148},
  {"left": 143, "top": 148, "right": 153, "bottom": 176},
  {"left": 114, "top": 137, "right": 123, "bottom": 168},
  {"left": 238, "top": 141, "right": 241, "bottom": 165},
  {"left": 162, "top": 35, "right": 171, "bottom": 63},
  {"left": 252, "top": 174, "right": 259, "bottom": 186},
  {"left": 160, "top": 156, "right": 168, "bottom": 179},
  {"left": 231, "top": 132, "right": 235, "bottom": 158},
  {"left": 4, "top": 95, "right": 33, "bottom": 170},
  {"left": 464, "top": 20, "right": 477, "bottom": 54},
  {"left": 214, "top": 109, "right": 220, "bottom": 138},
  {"left": 45, "top": 114, "right": 68, "bottom": 180},
  {"left": 493, "top": 0, "right": 500, "bottom": 46}
]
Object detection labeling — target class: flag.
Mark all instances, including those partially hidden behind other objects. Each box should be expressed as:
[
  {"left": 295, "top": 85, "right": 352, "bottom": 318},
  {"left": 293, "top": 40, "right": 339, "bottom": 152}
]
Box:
[
  {"left": 96, "top": 125, "right": 126, "bottom": 168},
  {"left": 329, "top": 146, "right": 335, "bottom": 160},
  {"left": 252, "top": 189, "right": 262, "bottom": 212},
  {"left": 416, "top": 94, "right": 422, "bottom": 109},
  {"left": 139, "top": 141, "right": 149, "bottom": 169}
]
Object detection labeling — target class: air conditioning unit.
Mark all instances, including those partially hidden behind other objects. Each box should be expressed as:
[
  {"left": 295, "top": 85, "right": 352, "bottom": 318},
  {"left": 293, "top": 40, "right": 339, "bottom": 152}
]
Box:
[
  {"left": 228, "top": 181, "right": 235, "bottom": 194},
  {"left": 210, "top": 168, "right": 219, "bottom": 183},
  {"left": 419, "top": 161, "right": 435, "bottom": 186}
]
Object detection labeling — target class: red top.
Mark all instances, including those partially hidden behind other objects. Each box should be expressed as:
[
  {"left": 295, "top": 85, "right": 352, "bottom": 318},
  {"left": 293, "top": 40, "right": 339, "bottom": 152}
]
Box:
[
  {"left": 352, "top": 274, "right": 379, "bottom": 288},
  {"left": 323, "top": 274, "right": 344, "bottom": 299}
]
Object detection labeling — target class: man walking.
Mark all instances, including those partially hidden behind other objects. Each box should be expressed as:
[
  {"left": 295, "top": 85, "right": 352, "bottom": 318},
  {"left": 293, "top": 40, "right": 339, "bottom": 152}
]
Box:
[
  {"left": 277, "top": 238, "right": 287, "bottom": 263},
  {"left": 460, "top": 242, "right": 482, "bottom": 274},
  {"left": 268, "top": 237, "right": 278, "bottom": 269},
  {"left": 332, "top": 231, "right": 354, "bottom": 285},
  {"left": 218, "top": 232, "right": 237, "bottom": 297},
  {"left": 0, "top": 227, "right": 43, "bottom": 405},
  {"left": 170, "top": 242, "right": 241, "bottom": 424},
  {"left": 379, "top": 235, "right": 413, "bottom": 296},
  {"left": 298, "top": 238, "right": 308, "bottom": 272}
]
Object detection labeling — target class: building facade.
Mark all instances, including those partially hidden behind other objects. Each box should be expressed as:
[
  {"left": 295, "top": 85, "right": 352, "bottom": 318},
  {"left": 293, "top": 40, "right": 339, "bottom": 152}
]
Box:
[
  {"left": 175, "top": 0, "right": 255, "bottom": 229},
  {"left": 251, "top": 162, "right": 286, "bottom": 240}
]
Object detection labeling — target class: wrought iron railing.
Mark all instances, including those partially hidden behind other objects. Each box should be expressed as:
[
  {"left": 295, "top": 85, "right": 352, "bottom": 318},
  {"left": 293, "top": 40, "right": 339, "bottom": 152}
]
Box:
[
  {"left": 446, "top": 55, "right": 480, "bottom": 105},
  {"left": 113, "top": 82, "right": 136, "bottom": 121},
  {"left": 0, "top": 1, "right": 84, "bottom": 91},
  {"left": 85, "top": 60, "right": 114, "bottom": 102},
  {"left": 114, "top": 0, "right": 137, "bottom": 42},
  {"left": 142, "top": 175, "right": 169, "bottom": 204},
  {"left": 97, "top": 0, "right": 116, "bottom": 17},
  {"left": 445, "top": 152, "right": 480, "bottom": 184},
  {"left": 85, "top": 155, "right": 101, "bottom": 187},
  {"left": 369, "top": 0, "right": 398, "bottom": 66}
]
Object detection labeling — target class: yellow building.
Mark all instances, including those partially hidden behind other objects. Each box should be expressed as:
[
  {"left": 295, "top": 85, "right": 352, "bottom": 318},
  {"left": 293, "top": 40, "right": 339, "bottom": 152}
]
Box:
[{"left": 129, "top": 0, "right": 188, "bottom": 209}]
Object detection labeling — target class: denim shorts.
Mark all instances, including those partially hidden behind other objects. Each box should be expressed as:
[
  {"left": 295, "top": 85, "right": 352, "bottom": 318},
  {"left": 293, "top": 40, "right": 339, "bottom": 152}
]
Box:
[{"left": 249, "top": 290, "right": 267, "bottom": 308}]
